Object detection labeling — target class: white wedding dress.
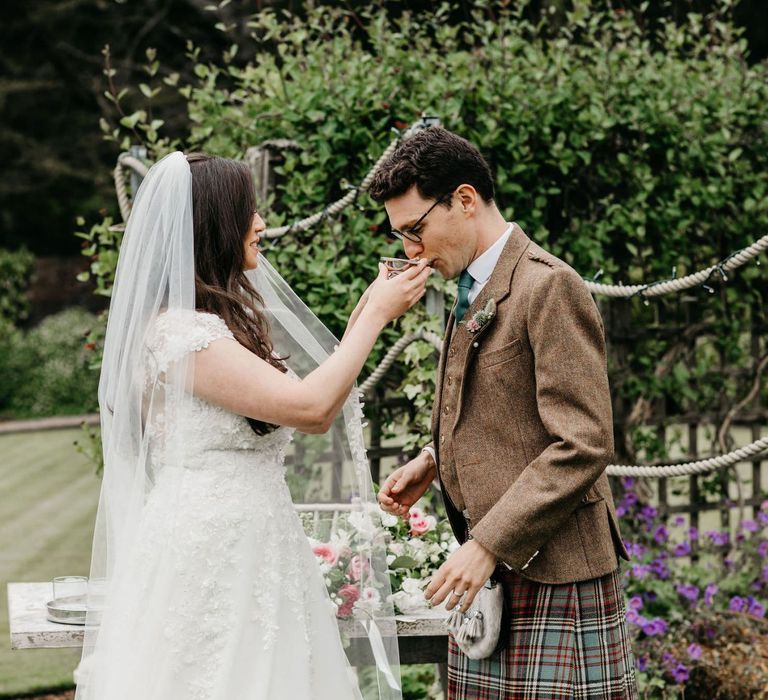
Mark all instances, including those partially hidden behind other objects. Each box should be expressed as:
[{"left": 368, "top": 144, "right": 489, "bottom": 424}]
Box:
[{"left": 76, "top": 310, "right": 363, "bottom": 700}]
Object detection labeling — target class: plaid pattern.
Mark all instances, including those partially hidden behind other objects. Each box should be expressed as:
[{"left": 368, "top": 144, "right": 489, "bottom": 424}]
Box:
[{"left": 447, "top": 568, "right": 638, "bottom": 699}]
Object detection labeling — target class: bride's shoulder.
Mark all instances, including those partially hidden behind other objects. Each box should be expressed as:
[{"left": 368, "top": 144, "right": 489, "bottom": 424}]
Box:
[{"left": 146, "top": 309, "right": 235, "bottom": 361}]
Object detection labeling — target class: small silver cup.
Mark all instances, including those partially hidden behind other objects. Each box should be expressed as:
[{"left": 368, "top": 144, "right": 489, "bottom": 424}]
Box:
[{"left": 380, "top": 257, "right": 421, "bottom": 279}]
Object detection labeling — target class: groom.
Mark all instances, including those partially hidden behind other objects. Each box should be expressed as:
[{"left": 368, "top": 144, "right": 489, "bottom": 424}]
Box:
[{"left": 372, "top": 127, "right": 637, "bottom": 698}]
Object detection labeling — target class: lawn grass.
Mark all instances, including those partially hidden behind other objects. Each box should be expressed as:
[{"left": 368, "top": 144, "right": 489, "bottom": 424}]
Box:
[{"left": 0, "top": 429, "right": 100, "bottom": 697}]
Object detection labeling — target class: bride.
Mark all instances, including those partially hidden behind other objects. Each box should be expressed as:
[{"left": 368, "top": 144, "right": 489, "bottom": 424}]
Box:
[{"left": 73, "top": 151, "right": 430, "bottom": 700}]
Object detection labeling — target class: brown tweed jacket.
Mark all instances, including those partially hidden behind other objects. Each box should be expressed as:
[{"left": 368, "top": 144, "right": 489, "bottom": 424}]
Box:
[{"left": 430, "top": 223, "right": 630, "bottom": 585}]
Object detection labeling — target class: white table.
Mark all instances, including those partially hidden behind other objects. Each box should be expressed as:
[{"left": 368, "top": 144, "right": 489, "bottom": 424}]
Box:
[{"left": 8, "top": 582, "right": 451, "bottom": 667}]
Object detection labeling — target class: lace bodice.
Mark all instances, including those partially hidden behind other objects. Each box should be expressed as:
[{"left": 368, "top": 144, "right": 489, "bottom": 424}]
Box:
[{"left": 142, "top": 309, "right": 294, "bottom": 471}]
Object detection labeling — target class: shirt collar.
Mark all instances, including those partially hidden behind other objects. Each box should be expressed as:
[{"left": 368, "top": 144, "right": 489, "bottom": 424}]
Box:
[{"left": 466, "top": 222, "right": 514, "bottom": 285}]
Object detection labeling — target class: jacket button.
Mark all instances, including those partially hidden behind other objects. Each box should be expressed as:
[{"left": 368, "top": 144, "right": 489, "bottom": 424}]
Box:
[
  {"left": 473, "top": 342, "right": 479, "bottom": 348},
  {"left": 447, "top": 376, "right": 452, "bottom": 386},
  {"left": 443, "top": 406, "right": 449, "bottom": 415}
]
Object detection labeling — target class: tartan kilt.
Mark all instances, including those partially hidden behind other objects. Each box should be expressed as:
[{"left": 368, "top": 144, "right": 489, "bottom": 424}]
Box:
[{"left": 447, "top": 567, "right": 638, "bottom": 700}]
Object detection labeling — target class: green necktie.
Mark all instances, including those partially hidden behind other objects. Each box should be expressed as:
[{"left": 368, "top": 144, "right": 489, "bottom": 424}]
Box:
[{"left": 454, "top": 269, "right": 474, "bottom": 323}]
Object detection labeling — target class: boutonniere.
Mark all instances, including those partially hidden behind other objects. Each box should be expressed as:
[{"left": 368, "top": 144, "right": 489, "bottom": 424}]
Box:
[{"left": 462, "top": 299, "right": 496, "bottom": 334}]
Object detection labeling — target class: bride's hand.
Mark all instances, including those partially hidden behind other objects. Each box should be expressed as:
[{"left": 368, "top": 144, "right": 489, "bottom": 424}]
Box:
[{"left": 365, "top": 259, "right": 431, "bottom": 324}]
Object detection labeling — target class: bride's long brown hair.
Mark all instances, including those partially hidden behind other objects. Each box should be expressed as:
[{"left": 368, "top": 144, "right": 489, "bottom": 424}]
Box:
[{"left": 186, "top": 152, "right": 287, "bottom": 436}]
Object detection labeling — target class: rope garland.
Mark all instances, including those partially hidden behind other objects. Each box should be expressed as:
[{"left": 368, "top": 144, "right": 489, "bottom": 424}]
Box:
[
  {"left": 110, "top": 126, "right": 768, "bottom": 478},
  {"left": 114, "top": 154, "right": 148, "bottom": 222},
  {"left": 261, "top": 120, "right": 431, "bottom": 239},
  {"left": 606, "top": 436, "right": 768, "bottom": 478},
  {"left": 359, "top": 329, "right": 443, "bottom": 396},
  {"left": 585, "top": 234, "right": 767, "bottom": 299},
  {"left": 112, "top": 124, "right": 766, "bottom": 301}
]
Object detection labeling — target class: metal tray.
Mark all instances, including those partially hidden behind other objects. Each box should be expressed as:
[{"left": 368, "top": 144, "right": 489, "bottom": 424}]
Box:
[{"left": 46, "top": 594, "right": 94, "bottom": 625}]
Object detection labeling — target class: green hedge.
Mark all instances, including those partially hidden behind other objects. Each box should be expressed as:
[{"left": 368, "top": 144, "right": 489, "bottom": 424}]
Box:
[
  {"left": 0, "top": 247, "right": 34, "bottom": 325},
  {"left": 85, "top": 0, "right": 767, "bottom": 457},
  {"left": 0, "top": 307, "right": 100, "bottom": 419}
]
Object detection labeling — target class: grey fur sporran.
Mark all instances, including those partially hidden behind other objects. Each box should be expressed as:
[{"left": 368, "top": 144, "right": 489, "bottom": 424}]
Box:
[{"left": 446, "top": 578, "right": 507, "bottom": 660}]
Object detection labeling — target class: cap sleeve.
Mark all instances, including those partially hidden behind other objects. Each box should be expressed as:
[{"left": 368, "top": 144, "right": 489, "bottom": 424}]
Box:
[{"left": 146, "top": 310, "right": 235, "bottom": 374}]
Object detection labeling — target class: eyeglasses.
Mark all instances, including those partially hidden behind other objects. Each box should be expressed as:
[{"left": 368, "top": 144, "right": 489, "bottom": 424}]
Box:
[{"left": 388, "top": 192, "right": 452, "bottom": 243}]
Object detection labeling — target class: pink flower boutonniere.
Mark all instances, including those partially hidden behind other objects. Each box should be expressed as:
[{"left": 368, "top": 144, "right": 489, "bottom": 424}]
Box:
[{"left": 462, "top": 299, "right": 496, "bottom": 334}]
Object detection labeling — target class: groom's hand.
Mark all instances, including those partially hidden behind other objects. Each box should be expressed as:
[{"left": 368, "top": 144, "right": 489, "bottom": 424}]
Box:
[
  {"left": 378, "top": 451, "right": 436, "bottom": 518},
  {"left": 424, "top": 539, "right": 497, "bottom": 614}
]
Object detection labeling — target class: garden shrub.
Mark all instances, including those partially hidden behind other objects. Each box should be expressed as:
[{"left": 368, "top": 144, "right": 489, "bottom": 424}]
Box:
[
  {"left": 0, "top": 307, "right": 100, "bottom": 418},
  {"left": 85, "top": 0, "right": 768, "bottom": 455},
  {"left": 0, "top": 246, "right": 34, "bottom": 325}
]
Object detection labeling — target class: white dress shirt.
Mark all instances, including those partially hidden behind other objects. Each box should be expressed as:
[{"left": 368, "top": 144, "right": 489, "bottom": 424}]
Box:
[
  {"left": 421, "top": 222, "right": 515, "bottom": 467},
  {"left": 465, "top": 221, "right": 514, "bottom": 304}
]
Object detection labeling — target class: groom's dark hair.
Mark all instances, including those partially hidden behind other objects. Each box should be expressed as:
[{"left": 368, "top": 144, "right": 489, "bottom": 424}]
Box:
[{"left": 368, "top": 127, "right": 495, "bottom": 204}]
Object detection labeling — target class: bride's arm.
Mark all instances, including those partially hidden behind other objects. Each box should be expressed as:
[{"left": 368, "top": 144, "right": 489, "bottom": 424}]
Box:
[
  {"left": 341, "top": 286, "right": 370, "bottom": 342},
  {"left": 192, "top": 261, "right": 430, "bottom": 433}
]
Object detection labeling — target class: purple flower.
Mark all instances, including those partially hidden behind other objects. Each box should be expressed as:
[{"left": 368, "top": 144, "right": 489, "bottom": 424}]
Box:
[
  {"left": 688, "top": 527, "right": 699, "bottom": 541},
  {"left": 704, "top": 583, "right": 718, "bottom": 606},
  {"left": 641, "top": 505, "right": 658, "bottom": 520},
  {"left": 631, "top": 563, "right": 651, "bottom": 580},
  {"left": 621, "top": 492, "right": 639, "bottom": 509},
  {"left": 616, "top": 505, "right": 627, "bottom": 517},
  {"left": 761, "top": 500, "right": 768, "bottom": 511},
  {"left": 759, "top": 541, "right": 768, "bottom": 559},
  {"left": 642, "top": 617, "right": 668, "bottom": 636},
  {"left": 676, "top": 583, "right": 699, "bottom": 602},
  {"left": 762, "top": 564, "right": 768, "bottom": 582},
  {"left": 672, "top": 515, "right": 686, "bottom": 527},
  {"left": 650, "top": 557, "right": 670, "bottom": 580},
  {"left": 758, "top": 512, "right": 768, "bottom": 525},
  {"left": 628, "top": 595, "right": 643, "bottom": 610},
  {"left": 670, "top": 663, "right": 689, "bottom": 683},
  {"left": 740, "top": 519, "right": 759, "bottom": 533},
  {"left": 622, "top": 477, "right": 636, "bottom": 490},
  {"left": 724, "top": 557, "right": 734, "bottom": 569},
  {"left": 653, "top": 525, "right": 669, "bottom": 544},
  {"left": 747, "top": 597, "right": 766, "bottom": 617},
  {"left": 729, "top": 596, "right": 747, "bottom": 613},
  {"left": 672, "top": 541, "right": 691, "bottom": 557},
  {"left": 706, "top": 530, "right": 730, "bottom": 547},
  {"left": 636, "top": 655, "right": 648, "bottom": 672},
  {"left": 687, "top": 643, "right": 702, "bottom": 660},
  {"left": 626, "top": 541, "right": 646, "bottom": 558},
  {"left": 625, "top": 609, "right": 645, "bottom": 625}
]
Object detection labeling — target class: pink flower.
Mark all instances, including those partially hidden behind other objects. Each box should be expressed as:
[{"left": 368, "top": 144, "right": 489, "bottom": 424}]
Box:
[
  {"left": 312, "top": 544, "right": 339, "bottom": 567},
  {"left": 466, "top": 319, "right": 480, "bottom": 333},
  {"left": 410, "top": 514, "right": 437, "bottom": 537},
  {"left": 346, "top": 554, "right": 371, "bottom": 582},
  {"left": 336, "top": 583, "right": 360, "bottom": 618},
  {"left": 408, "top": 507, "right": 424, "bottom": 521}
]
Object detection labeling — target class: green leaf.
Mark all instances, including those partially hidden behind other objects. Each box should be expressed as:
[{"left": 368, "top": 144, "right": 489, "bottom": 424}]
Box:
[{"left": 390, "top": 556, "right": 419, "bottom": 570}]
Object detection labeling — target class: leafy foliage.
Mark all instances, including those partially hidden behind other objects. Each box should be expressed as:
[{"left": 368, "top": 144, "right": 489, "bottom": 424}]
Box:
[
  {"left": 0, "top": 247, "right": 34, "bottom": 325},
  {"left": 84, "top": 0, "right": 768, "bottom": 459},
  {"left": 0, "top": 307, "right": 100, "bottom": 419}
]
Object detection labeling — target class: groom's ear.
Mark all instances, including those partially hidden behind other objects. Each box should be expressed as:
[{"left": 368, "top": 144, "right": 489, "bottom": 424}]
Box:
[{"left": 456, "top": 184, "right": 478, "bottom": 217}]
